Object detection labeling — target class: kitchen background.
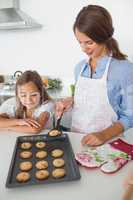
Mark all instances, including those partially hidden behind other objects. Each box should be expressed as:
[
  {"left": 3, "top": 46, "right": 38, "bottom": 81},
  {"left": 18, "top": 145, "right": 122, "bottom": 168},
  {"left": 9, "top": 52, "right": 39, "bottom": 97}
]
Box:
[{"left": 0, "top": 0, "right": 133, "bottom": 98}]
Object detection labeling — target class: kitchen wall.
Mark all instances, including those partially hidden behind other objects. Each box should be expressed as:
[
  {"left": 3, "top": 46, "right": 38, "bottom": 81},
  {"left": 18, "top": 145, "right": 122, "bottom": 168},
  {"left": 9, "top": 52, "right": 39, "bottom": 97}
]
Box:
[{"left": 0, "top": 0, "right": 133, "bottom": 95}]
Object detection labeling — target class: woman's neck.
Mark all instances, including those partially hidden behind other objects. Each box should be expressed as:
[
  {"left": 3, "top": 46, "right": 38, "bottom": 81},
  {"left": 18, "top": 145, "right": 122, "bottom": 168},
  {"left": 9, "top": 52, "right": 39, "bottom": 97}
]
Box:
[{"left": 89, "top": 46, "right": 108, "bottom": 72}]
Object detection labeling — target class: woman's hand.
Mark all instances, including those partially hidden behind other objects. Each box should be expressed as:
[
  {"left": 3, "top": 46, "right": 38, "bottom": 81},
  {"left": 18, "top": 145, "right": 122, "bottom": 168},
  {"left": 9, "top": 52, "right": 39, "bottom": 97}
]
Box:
[
  {"left": 17, "top": 119, "right": 41, "bottom": 128},
  {"left": 55, "top": 97, "right": 74, "bottom": 118},
  {"left": 81, "top": 132, "right": 107, "bottom": 146}
]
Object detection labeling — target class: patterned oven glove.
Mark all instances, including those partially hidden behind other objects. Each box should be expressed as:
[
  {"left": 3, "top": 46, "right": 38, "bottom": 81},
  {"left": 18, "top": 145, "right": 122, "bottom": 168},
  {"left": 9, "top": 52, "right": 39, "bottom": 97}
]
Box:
[{"left": 75, "top": 141, "right": 131, "bottom": 174}]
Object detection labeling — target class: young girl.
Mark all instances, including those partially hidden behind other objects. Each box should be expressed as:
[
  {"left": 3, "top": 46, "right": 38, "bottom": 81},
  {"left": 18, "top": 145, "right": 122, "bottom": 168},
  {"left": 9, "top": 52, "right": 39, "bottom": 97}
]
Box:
[{"left": 0, "top": 70, "right": 54, "bottom": 134}]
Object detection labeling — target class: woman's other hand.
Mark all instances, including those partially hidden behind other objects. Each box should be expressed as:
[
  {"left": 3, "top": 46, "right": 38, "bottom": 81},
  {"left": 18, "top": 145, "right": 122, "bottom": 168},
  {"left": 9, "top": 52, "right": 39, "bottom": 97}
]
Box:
[{"left": 81, "top": 132, "right": 107, "bottom": 146}]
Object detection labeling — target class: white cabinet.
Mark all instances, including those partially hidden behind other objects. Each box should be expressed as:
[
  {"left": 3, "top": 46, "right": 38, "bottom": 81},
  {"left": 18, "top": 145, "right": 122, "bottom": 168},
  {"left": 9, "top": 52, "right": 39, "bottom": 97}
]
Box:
[{"left": 0, "top": 0, "right": 42, "bottom": 30}]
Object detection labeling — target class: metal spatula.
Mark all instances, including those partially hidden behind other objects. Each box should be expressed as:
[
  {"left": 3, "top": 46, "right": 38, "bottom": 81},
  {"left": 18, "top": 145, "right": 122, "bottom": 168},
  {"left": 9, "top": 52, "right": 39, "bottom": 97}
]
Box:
[{"left": 55, "top": 111, "right": 64, "bottom": 130}]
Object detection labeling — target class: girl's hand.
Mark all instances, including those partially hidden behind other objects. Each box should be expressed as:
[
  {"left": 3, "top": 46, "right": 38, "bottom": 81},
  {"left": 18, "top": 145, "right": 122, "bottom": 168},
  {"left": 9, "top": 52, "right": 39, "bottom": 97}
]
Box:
[
  {"left": 81, "top": 132, "right": 107, "bottom": 146},
  {"left": 17, "top": 119, "right": 41, "bottom": 128},
  {"left": 55, "top": 97, "right": 74, "bottom": 118}
]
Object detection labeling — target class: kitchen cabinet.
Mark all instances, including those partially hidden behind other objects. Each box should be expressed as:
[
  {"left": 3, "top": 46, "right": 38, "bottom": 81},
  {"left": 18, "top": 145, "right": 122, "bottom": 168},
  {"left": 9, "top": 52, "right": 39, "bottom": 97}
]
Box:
[{"left": 0, "top": 0, "right": 42, "bottom": 30}]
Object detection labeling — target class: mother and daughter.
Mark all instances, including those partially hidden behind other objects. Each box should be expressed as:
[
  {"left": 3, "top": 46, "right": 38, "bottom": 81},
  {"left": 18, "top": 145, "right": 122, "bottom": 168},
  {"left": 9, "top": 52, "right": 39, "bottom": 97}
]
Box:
[
  {"left": 0, "top": 4, "right": 133, "bottom": 198},
  {"left": 0, "top": 4, "right": 133, "bottom": 146}
]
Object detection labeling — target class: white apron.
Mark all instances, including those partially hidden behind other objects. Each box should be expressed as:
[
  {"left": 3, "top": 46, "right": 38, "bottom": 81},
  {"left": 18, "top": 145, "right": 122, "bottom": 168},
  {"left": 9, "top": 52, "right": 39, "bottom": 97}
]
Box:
[{"left": 71, "top": 56, "right": 118, "bottom": 134}]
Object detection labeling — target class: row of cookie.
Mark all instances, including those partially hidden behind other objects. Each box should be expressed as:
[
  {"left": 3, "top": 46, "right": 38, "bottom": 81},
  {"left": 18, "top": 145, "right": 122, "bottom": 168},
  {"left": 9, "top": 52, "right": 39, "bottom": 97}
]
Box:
[
  {"left": 19, "top": 149, "right": 64, "bottom": 159},
  {"left": 18, "top": 158, "right": 65, "bottom": 171},
  {"left": 20, "top": 142, "right": 46, "bottom": 150},
  {"left": 16, "top": 168, "right": 66, "bottom": 183}
]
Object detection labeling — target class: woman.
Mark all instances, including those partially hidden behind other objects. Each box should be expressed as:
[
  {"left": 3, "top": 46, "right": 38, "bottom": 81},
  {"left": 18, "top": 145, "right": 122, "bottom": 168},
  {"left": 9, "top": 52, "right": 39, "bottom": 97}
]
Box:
[{"left": 55, "top": 5, "right": 133, "bottom": 146}]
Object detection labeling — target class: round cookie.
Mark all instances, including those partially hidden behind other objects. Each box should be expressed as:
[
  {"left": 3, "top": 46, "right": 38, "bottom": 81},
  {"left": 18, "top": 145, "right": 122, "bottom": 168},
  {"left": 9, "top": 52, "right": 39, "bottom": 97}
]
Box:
[
  {"left": 35, "top": 170, "right": 49, "bottom": 180},
  {"left": 19, "top": 161, "right": 32, "bottom": 171},
  {"left": 20, "top": 151, "right": 32, "bottom": 159},
  {"left": 36, "top": 151, "right": 47, "bottom": 159},
  {"left": 16, "top": 172, "right": 30, "bottom": 182},
  {"left": 48, "top": 130, "right": 61, "bottom": 137},
  {"left": 21, "top": 142, "right": 32, "bottom": 150},
  {"left": 51, "top": 149, "right": 64, "bottom": 158},
  {"left": 52, "top": 158, "right": 65, "bottom": 167},
  {"left": 35, "top": 141, "right": 46, "bottom": 149},
  {"left": 52, "top": 168, "right": 66, "bottom": 178},
  {"left": 35, "top": 160, "right": 48, "bottom": 170}
]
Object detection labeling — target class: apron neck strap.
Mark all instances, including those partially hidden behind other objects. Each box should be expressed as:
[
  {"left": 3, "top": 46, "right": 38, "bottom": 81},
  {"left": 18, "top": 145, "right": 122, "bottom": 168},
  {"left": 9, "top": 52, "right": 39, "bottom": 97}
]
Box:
[{"left": 102, "top": 53, "right": 112, "bottom": 80}]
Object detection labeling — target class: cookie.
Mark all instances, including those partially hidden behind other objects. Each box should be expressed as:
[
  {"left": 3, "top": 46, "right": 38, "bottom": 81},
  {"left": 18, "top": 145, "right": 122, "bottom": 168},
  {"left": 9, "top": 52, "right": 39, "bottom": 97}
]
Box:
[
  {"left": 51, "top": 149, "right": 64, "bottom": 158},
  {"left": 35, "top": 160, "right": 48, "bottom": 170},
  {"left": 52, "top": 168, "right": 66, "bottom": 178},
  {"left": 19, "top": 161, "right": 32, "bottom": 171},
  {"left": 48, "top": 130, "right": 61, "bottom": 137},
  {"left": 35, "top": 141, "right": 46, "bottom": 149},
  {"left": 20, "top": 151, "right": 32, "bottom": 159},
  {"left": 16, "top": 172, "right": 30, "bottom": 182},
  {"left": 52, "top": 158, "right": 65, "bottom": 167},
  {"left": 35, "top": 170, "right": 49, "bottom": 180},
  {"left": 36, "top": 151, "right": 47, "bottom": 159},
  {"left": 21, "top": 142, "right": 32, "bottom": 150}
]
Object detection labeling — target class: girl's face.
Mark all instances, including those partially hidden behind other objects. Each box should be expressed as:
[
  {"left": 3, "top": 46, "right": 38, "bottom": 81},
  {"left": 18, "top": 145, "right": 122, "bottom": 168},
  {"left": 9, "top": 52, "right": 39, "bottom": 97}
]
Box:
[
  {"left": 75, "top": 28, "right": 105, "bottom": 58},
  {"left": 17, "top": 81, "right": 41, "bottom": 110}
]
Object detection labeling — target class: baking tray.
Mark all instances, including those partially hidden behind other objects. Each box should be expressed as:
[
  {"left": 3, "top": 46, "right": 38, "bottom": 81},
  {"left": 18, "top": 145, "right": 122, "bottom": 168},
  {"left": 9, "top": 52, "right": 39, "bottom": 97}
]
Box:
[{"left": 6, "top": 133, "right": 81, "bottom": 188}]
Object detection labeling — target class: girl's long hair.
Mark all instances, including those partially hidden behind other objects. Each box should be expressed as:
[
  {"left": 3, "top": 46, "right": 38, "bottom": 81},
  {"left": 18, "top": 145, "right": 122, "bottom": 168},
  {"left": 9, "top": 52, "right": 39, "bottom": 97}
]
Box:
[
  {"left": 15, "top": 70, "right": 50, "bottom": 118},
  {"left": 73, "top": 5, "right": 127, "bottom": 60}
]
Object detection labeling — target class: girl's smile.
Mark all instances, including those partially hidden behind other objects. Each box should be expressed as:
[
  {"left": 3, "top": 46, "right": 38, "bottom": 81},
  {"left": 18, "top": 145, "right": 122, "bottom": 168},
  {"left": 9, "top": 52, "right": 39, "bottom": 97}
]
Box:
[{"left": 17, "top": 81, "right": 41, "bottom": 110}]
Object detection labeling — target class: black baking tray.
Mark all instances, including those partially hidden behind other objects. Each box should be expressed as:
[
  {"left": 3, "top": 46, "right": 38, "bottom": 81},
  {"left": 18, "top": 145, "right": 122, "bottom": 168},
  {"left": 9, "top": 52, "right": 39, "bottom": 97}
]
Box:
[{"left": 6, "top": 133, "right": 81, "bottom": 188}]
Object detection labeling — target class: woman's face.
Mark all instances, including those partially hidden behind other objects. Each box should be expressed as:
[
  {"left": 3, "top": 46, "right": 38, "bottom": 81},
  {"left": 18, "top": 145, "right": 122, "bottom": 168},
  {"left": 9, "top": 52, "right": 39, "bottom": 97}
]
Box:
[
  {"left": 75, "top": 28, "right": 105, "bottom": 58},
  {"left": 17, "top": 81, "right": 41, "bottom": 110}
]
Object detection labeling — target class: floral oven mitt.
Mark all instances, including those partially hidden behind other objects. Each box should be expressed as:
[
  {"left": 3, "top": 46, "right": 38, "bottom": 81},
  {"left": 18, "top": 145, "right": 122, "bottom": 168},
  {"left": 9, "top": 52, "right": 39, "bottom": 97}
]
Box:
[{"left": 75, "top": 139, "right": 132, "bottom": 174}]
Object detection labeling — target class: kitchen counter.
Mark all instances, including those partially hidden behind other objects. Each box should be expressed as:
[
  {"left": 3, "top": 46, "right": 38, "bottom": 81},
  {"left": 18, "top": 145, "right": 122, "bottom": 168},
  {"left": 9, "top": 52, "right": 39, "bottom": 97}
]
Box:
[{"left": 0, "top": 129, "right": 133, "bottom": 200}]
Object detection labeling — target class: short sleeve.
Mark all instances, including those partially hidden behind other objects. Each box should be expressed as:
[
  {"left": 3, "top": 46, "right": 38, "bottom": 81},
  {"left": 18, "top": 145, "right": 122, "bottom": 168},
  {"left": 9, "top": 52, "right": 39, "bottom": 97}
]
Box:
[
  {"left": 0, "top": 97, "right": 16, "bottom": 117},
  {"left": 33, "top": 101, "right": 54, "bottom": 119}
]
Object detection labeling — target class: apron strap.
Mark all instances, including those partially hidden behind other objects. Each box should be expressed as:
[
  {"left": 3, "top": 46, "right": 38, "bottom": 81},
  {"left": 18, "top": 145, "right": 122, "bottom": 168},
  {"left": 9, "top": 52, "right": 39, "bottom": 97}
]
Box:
[{"left": 102, "top": 54, "right": 112, "bottom": 81}]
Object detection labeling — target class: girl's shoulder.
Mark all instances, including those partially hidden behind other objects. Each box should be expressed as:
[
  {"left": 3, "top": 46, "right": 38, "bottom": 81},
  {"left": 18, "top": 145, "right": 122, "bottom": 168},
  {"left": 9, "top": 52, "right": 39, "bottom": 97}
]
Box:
[{"left": 33, "top": 100, "right": 54, "bottom": 118}]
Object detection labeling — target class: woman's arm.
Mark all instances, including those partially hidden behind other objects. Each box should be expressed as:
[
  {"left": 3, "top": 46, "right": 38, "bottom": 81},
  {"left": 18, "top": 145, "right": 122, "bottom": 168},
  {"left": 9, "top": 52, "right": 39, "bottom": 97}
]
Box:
[{"left": 82, "top": 122, "right": 124, "bottom": 146}]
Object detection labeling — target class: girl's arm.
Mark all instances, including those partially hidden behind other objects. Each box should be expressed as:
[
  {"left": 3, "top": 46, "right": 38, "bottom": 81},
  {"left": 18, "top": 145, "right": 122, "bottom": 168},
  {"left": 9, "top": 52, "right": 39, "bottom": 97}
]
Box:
[
  {"left": 6, "top": 125, "right": 41, "bottom": 134},
  {"left": 0, "top": 114, "right": 23, "bottom": 128},
  {"left": 0, "top": 114, "right": 42, "bottom": 133},
  {"left": 37, "top": 111, "right": 50, "bottom": 129}
]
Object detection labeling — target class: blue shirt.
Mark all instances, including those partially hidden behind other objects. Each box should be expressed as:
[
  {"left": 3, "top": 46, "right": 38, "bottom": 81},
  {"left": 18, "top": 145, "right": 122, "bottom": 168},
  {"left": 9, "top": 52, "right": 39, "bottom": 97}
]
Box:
[{"left": 74, "top": 55, "right": 133, "bottom": 131}]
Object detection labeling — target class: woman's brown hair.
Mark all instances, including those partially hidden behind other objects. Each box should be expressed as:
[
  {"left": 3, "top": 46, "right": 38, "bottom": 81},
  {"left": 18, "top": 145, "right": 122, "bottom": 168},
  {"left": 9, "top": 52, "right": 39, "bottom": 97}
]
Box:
[
  {"left": 15, "top": 70, "right": 50, "bottom": 118},
  {"left": 73, "top": 5, "right": 127, "bottom": 60}
]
